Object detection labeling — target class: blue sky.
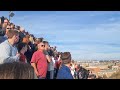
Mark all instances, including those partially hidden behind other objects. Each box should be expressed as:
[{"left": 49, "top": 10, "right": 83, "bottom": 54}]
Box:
[{"left": 1, "top": 11, "right": 120, "bottom": 60}]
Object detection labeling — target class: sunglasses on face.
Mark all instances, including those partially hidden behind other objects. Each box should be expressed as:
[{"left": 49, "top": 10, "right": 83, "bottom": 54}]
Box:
[
  {"left": 41, "top": 45, "right": 45, "bottom": 47},
  {"left": 7, "top": 28, "right": 11, "bottom": 29}
]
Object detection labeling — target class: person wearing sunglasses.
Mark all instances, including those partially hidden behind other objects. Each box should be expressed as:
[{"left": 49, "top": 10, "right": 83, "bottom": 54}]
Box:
[{"left": 31, "top": 42, "right": 49, "bottom": 79}]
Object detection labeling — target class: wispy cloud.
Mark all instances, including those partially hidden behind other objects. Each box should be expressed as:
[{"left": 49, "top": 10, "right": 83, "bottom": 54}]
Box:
[{"left": 1, "top": 11, "right": 120, "bottom": 60}]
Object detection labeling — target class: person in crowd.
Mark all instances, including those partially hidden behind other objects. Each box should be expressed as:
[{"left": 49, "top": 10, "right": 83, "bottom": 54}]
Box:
[
  {"left": 18, "top": 27, "right": 26, "bottom": 43},
  {"left": 88, "top": 74, "right": 96, "bottom": 79},
  {"left": 2, "top": 18, "right": 9, "bottom": 31},
  {"left": 70, "top": 60, "right": 75, "bottom": 78},
  {"left": 70, "top": 64, "right": 75, "bottom": 78},
  {"left": 17, "top": 42, "right": 28, "bottom": 63},
  {"left": 0, "top": 24, "right": 11, "bottom": 43},
  {"left": 5, "top": 25, "right": 11, "bottom": 35},
  {"left": 34, "top": 38, "right": 44, "bottom": 51},
  {"left": 23, "top": 34, "right": 32, "bottom": 63},
  {"left": 54, "top": 52, "right": 62, "bottom": 79},
  {"left": 0, "top": 17, "right": 9, "bottom": 43},
  {"left": 43, "top": 41, "right": 54, "bottom": 79},
  {"left": 57, "top": 52, "right": 74, "bottom": 79},
  {"left": 31, "top": 42, "right": 50, "bottom": 79},
  {"left": 0, "top": 62, "right": 34, "bottom": 79},
  {"left": 10, "top": 23, "right": 15, "bottom": 30},
  {"left": 76, "top": 64, "right": 89, "bottom": 79},
  {"left": 29, "top": 34, "right": 35, "bottom": 44},
  {"left": 0, "top": 30, "right": 20, "bottom": 64}
]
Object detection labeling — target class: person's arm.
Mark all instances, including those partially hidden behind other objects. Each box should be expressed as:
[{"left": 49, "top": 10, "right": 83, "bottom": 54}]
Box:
[
  {"left": 31, "top": 62, "right": 39, "bottom": 76},
  {"left": 0, "top": 44, "right": 20, "bottom": 63},
  {"left": 58, "top": 55, "right": 61, "bottom": 61},
  {"left": 65, "top": 72, "right": 74, "bottom": 79},
  {"left": 46, "top": 55, "right": 51, "bottom": 63},
  {"left": 30, "top": 53, "right": 39, "bottom": 76},
  {"left": 44, "top": 50, "right": 51, "bottom": 63},
  {"left": 4, "top": 53, "right": 20, "bottom": 63}
]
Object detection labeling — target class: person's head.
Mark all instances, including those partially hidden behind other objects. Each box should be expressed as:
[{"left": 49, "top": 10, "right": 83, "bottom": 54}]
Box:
[
  {"left": 16, "top": 26, "right": 20, "bottom": 30},
  {"left": 35, "top": 38, "right": 43, "bottom": 45},
  {"left": 71, "top": 60, "right": 74, "bottom": 64},
  {"left": 0, "top": 62, "right": 34, "bottom": 79},
  {"left": 77, "top": 64, "right": 81, "bottom": 69},
  {"left": 7, "top": 29, "right": 19, "bottom": 44},
  {"left": 2, "top": 18, "right": 9, "bottom": 28},
  {"left": 61, "top": 52, "right": 71, "bottom": 65},
  {"left": 88, "top": 74, "right": 96, "bottom": 79},
  {"left": 20, "top": 27, "right": 25, "bottom": 33},
  {"left": 5, "top": 25, "right": 11, "bottom": 34},
  {"left": 22, "top": 35, "right": 30, "bottom": 44},
  {"left": 10, "top": 23, "right": 15, "bottom": 29},
  {"left": 50, "top": 47, "right": 54, "bottom": 51},
  {"left": 17, "top": 42, "right": 28, "bottom": 54},
  {"left": 29, "top": 35, "right": 35, "bottom": 44},
  {"left": 43, "top": 41, "right": 49, "bottom": 50},
  {"left": 37, "top": 42, "right": 45, "bottom": 51}
]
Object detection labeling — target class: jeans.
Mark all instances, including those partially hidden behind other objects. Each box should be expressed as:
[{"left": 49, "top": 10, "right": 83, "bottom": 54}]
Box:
[
  {"left": 47, "top": 70, "right": 54, "bottom": 79},
  {"left": 38, "top": 77, "right": 46, "bottom": 79}
]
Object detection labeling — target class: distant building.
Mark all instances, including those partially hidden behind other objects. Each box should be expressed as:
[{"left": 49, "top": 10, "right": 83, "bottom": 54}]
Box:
[
  {"left": 112, "top": 66, "right": 119, "bottom": 70},
  {"left": 86, "top": 66, "right": 100, "bottom": 77}
]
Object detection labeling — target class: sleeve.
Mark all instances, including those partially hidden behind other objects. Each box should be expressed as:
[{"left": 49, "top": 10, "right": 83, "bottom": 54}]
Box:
[
  {"left": 0, "top": 44, "right": 19, "bottom": 63},
  {"left": 31, "top": 52, "right": 37, "bottom": 63},
  {"left": 65, "top": 73, "right": 74, "bottom": 79}
]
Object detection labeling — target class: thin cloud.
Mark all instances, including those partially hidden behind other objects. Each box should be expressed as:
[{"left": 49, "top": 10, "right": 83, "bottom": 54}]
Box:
[{"left": 1, "top": 11, "right": 120, "bottom": 60}]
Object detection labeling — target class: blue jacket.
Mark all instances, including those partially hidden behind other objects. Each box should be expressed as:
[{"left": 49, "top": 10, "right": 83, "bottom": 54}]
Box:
[{"left": 57, "top": 64, "right": 74, "bottom": 79}]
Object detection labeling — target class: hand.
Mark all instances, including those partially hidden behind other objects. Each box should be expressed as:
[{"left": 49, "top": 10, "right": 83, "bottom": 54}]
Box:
[
  {"left": 16, "top": 53, "right": 20, "bottom": 57},
  {"left": 35, "top": 70, "right": 39, "bottom": 76}
]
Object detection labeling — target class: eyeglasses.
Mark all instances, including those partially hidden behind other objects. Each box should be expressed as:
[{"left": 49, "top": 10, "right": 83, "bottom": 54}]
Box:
[
  {"left": 41, "top": 45, "right": 45, "bottom": 47},
  {"left": 6, "top": 28, "right": 11, "bottom": 29}
]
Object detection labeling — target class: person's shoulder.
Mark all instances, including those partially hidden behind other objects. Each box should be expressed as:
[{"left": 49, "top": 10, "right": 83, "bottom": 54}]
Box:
[
  {"left": 0, "top": 40, "right": 8, "bottom": 46},
  {"left": 33, "top": 50, "right": 38, "bottom": 54},
  {"left": 34, "top": 50, "right": 42, "bottom": 55}
]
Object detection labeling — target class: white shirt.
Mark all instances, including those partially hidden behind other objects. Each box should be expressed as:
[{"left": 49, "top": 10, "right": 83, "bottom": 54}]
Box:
[{"left": 48, "top": 57, "right": 55, "bottom": 71}]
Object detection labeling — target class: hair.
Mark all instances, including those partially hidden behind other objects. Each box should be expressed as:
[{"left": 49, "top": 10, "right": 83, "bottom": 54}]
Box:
[
  {"left": 38, "top": 38, "right": 43, "bottom": 42},
  {"left": 61, "top": 52, "right": 71, "bottom": 64},
  {"left": 4, "top": 18, "right": 9, "bottom": 22},
  {"left": 10, "top": 23, "right": 15, "bottom": 28},
  {"left": 43, "top": 41, "right": 48, "bottom": 44},
  {"left": 7, "top": 29, "right": 19, "bottom": 39},
  {"left": 88, "top": 74, "right": 96, "bottom": 79},
  {"left": 35, "top": 38, "right": 43, "bottom": 44},
  {"left": 16, "top": 26, "right": 20, "bottom": 30},
  {"left": 17, "top": 42, "right": 27, "bottom": 53},
  {"left": 71, "top": 60, "right": 74, "bottom": 63},
  {"left": 22, "top": 35, "right": 30, "bottom": 44},
  {"left": 10, "top": 23, "right": 14, "bottom": 25},
  {"left": 0, "top": 62, "right": 34, "bottom": 79}
]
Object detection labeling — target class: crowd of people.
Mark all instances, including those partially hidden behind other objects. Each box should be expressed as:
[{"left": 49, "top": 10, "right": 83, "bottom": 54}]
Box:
[{"left": 0, "top": 16, "right": 97, "bottom": 79}]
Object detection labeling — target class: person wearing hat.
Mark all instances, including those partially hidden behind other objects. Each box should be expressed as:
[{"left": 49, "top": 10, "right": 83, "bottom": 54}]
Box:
[{"left": 56, "top": 52, "right": 74, "bottom": 79}]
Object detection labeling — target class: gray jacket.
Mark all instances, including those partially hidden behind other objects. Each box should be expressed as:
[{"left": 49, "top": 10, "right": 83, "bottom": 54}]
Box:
[{"left": 0, "top": 40, "right": 19, "bottom": 64}]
